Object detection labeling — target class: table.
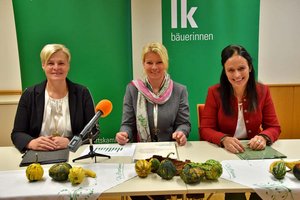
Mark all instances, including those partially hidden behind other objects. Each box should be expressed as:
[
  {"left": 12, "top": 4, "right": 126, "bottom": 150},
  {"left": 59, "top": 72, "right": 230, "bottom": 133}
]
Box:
[
  {"left": 0, "top": 142, "right": 187, "bottom": 199},
  {"left": 0, "top": 139, "right": 299, "bottom": 199},
  {"left": 179, "top": 140, "right": 300, "bottom": 198}
]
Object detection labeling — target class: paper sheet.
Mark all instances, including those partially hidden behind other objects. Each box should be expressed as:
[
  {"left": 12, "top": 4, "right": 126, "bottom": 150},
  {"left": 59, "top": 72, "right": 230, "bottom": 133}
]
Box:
[
  {"left": 221, "top": 159, "right": 300, "bottom": 200},
  {"left": 80, "top": 143, "right": 136, "bottom": 157},
  {"left": 133, "top": 142, "right": 177, "bottom": 160}
]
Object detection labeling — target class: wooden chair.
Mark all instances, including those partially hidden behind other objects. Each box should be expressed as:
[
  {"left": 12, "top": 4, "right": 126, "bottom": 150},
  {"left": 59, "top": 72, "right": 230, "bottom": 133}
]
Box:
[
  {"left": 197, "top": 104, "right": 205, "bottom": 141},
  {"left": 196, "top": 104, "right": 216, "bottom": 199}
]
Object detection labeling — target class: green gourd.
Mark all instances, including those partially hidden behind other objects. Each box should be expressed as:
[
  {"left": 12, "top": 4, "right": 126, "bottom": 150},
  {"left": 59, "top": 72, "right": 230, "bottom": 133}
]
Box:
[
  {"left": 180, "top": 163, "right": 205, "bottom": 184},
  {"left": 49, "top": 163, "right": 72, "bottom": 181},
  {"left": 157, "top": 153, "right": 177, "bottom": 180},
  {"left": 149, "top": 158, "right": 160, "bottom": 173},
  {"left": 272, "top": 161, "right": 286, "bottom": 179},
  {"left": 201, "top": 159, "right": 223, "bottom": 180}
]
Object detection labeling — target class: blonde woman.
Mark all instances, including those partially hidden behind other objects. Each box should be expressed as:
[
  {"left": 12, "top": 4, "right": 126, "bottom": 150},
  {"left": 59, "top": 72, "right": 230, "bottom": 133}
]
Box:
[
  {"left": 11, "top": 44, "right": 98, "bottom": 152},
  {"left": 116, "top": 42, "right": 191, "bottom": 146}
]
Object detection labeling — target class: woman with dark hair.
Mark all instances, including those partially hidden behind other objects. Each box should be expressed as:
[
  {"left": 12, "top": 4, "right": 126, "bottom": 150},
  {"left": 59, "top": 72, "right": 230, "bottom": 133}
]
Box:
[
  {"left": 200, "top": 44, "right": 281, "bottom": 200},
  {"left": 201, "top": 44, "right": 280, "bottom": 153}
]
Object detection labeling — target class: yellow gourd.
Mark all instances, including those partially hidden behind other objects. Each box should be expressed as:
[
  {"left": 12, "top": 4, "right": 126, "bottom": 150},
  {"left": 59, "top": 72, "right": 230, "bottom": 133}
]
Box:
[
  {"left": 135, "top": 160, "right": 151, "bottom": 178},
  {"left": 84, "top": 168, "right": 96, "bottom": 178},
  {"left": 285, "top": 160, "right": 300, "bottom": 170},
  {"left": 25, "top": 153, "right": 44, "bottom": 182},
  {"left": 68, "top": 167, "right": 85, "bottom": 185},
  {"left": 26, "top": 163, "right": 44, "bottom": 181}
]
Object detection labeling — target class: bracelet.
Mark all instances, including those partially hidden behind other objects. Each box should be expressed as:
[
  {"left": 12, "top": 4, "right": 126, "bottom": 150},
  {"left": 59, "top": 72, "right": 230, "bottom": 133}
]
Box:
[
  {"left": 220, "top": 135, "right": 228, "bottom": 147},
  {"left": 258, "top": 134, "right": 271, "bottom": 145}
]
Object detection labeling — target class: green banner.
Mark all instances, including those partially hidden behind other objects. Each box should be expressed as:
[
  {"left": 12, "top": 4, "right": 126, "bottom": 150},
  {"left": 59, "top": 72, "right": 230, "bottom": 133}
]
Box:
[
  {"left": 162, "top": 0, "right": 260, "bottom": 140},
  {"left": 13, "top": 0, "right": 132, "bottom": 143}
]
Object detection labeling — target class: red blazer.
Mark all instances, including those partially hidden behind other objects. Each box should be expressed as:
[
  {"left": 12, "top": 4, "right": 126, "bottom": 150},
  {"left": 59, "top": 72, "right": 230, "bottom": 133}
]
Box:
[{"left": 200, "top": 83, "right": 281, "bottom": 146}]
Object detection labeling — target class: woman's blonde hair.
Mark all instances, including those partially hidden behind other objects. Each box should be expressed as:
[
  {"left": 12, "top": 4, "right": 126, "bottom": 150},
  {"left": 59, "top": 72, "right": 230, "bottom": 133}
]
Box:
[
  {"left": 142, "top": 42, "right": 169, "bottom": 70},
  {"left": 40, "top": 44, "right": 71, "bottom": 65}
]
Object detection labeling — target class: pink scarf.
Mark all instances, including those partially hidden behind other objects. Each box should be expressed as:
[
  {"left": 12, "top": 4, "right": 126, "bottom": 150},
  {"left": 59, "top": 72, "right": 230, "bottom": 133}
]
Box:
[{"left": 131, "top": 74, "right": 173, "bottom": 142}]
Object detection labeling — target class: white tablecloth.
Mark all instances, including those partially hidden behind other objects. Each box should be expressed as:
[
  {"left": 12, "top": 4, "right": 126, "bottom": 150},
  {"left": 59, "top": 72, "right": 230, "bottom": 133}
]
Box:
[
  {"left": 0, "top": 163, "right": 136, "bottom": 200},
  {"left": 221, "top": 159, "right": 300, "bottom": 200}
]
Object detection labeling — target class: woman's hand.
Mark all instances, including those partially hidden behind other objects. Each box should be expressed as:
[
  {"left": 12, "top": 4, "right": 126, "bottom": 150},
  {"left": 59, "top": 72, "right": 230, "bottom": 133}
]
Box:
[
  {"left": 50, "top": 136, "right": 70, "bottom": 150},
  {"left": 222, "top": 136, "right": 245, "bottom": 154},
  {"left": 26, "top": 136, "right": 57, "bottom": 151},
  {"left": 115, "top": 132, "right": 129, "bottom": 145},
  {"left": 172, "top": 131, "right": 187, "bottom": 146},
  {"left": 248, "top": 135, "right": 266, "bottom": 150}
]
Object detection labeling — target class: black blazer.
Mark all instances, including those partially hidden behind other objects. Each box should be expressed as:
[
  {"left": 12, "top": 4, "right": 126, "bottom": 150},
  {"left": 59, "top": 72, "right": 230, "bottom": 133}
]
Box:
[{"left": 11, "top": 79, "right": 99, "bottom": 152}]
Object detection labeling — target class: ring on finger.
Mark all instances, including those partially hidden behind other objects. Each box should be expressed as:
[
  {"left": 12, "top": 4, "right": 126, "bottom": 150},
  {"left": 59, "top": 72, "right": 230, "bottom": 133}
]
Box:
[{"left": 257, "top": 139, "right": 262, "bottom": 144}]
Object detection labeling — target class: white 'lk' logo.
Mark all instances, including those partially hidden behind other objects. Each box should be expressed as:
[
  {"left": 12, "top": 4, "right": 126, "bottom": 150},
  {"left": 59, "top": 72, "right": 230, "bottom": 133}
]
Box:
[{"left": 171, "top": 0, "right": 198, "bottom": 28}]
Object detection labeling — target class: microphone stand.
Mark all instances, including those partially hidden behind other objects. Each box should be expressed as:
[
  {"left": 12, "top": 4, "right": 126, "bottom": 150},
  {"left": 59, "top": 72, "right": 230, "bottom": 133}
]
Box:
[{"left": 72, "top": 131, "right": 111, "bottom": 163}]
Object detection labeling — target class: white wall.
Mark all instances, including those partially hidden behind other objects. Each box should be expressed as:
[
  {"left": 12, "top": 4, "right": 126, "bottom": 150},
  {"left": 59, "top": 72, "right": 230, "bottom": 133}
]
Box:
[
  {"left": 258, "top": 0, "right": 300, "bottom": 84},
  {"left": 0, "top": 0, "right": 21, "bottom": 91},
  {"left": 131, "top": 0, "right": 162, "bottom": 79}
]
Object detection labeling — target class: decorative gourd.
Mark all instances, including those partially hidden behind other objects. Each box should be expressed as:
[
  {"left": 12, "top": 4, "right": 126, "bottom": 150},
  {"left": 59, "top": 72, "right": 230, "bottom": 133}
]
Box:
[
  {"left": 202, "top": 159, "right": 223, "bottom": 180},
  {"left": 292, "top": 163, "right": 300, "bottom": 180},
  {"left": 25, "top": 153, "right": 44, "bottom": 182},
  {"left": 26, "top": 163, "right": 44, "bottom": 182},
  {"left": 135, "top": 160, "right": 151, "bottom": 178},
  {"left": 68, "top": 167, "right": 85, "bottom": 184},
  {"left": 157, "top": 153, "right": 177, "bottom": 180},
  {"left": 49, "top": 163, "right": 72, "bottom": 181},
  {"left": 271, "top": 160, "right": 286, "bottom": 179},
  {"left": 84, "top": 168, "right": 97, "bottom": 178},
  {"left": 180, "top": 163, "right": 205, "bottom": 184},
  {"left": 205, "top": 159, "right": 222, "bottom": 169},
  {"left": 285, "top": 160, "right": 300, "bottom": 170},
  {"left": 269, "top": 160, "right": 282, "bottom": 172},
  {"left": 147, "top": 154, "right": 191, "bottom": 175},
  {"left": 149, "top": 158, "right": 160, "bottom": 173}
]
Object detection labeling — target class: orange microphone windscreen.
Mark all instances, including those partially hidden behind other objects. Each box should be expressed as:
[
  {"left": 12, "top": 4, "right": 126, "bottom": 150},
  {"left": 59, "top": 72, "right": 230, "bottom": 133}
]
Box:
[{"left": 95, "top": 99, "right": 113, "bottom": 118}]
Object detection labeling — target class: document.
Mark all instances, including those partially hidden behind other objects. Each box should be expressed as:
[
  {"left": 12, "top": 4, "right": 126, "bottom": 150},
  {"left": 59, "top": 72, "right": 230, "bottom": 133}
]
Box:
[
  {"left": 133, "top": 142, "right": 178, "bottom": 161},
  {"left": 20, "top": 148, "right": 69, "bottom": 167},
  {"left": 80, "top": 143, "right": 136, "bottom": 157}
]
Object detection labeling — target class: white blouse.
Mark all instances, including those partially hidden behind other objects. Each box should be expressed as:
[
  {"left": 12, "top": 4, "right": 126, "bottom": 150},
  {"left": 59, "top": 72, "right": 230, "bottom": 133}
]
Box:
[
  {"left": 234, "top": 103, "right": 247, "bottom": 139},
  {"left": 40, "top": 90, "right": 72, "bottom": 137}
]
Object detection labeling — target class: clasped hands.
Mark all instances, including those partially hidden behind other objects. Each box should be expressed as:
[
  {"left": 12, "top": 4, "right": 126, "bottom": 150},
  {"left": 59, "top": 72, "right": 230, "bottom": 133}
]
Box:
[
  {"left": 115, "top": 131, "right": 187, "bottom": 146},
  {"left": 27, "top": 136, "right": 70, "bottom": 151},
  {"left": 222, "top": 135, "right": 267, "bottom": 154}
]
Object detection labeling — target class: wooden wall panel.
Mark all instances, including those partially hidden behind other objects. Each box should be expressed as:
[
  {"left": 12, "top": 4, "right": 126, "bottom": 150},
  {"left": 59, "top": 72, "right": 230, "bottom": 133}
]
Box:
[
  {"left": 292, "top": 87, "right": 300, "bottom": 138},
  {"left": 269, "top": 85, "right": 300, "bottom": 139},
  {"left": 269, "top": 86, "right": 294, "bottom": 139}
]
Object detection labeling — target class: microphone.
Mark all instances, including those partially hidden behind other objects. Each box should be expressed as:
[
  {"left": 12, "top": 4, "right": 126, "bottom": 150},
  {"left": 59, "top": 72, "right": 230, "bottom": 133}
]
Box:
[{"left": 68, "top": 99, "right": 113, "bottom": 152}]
